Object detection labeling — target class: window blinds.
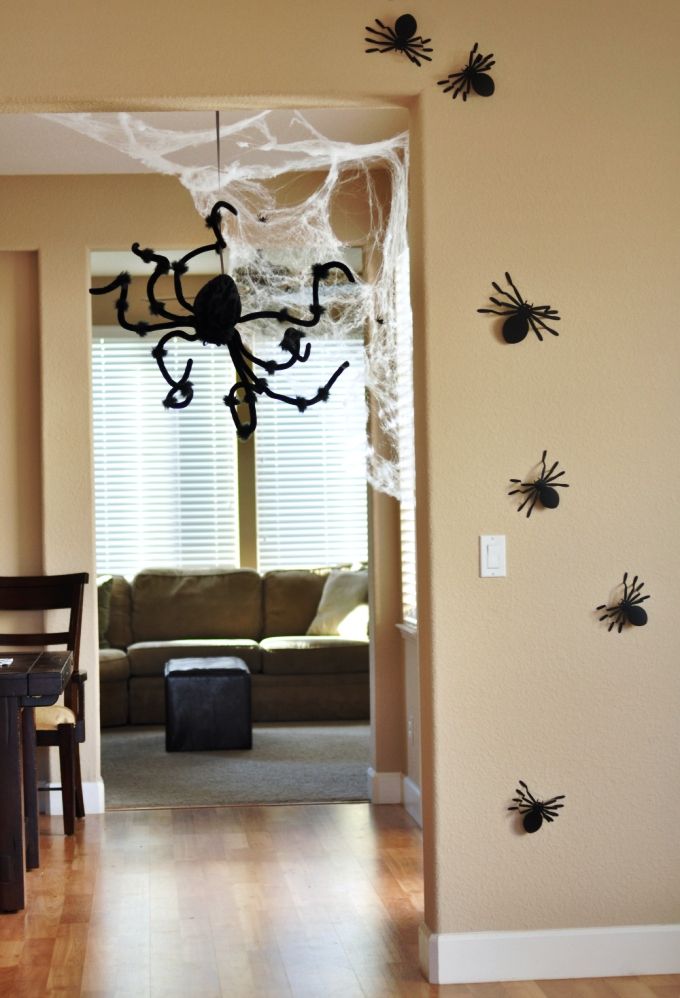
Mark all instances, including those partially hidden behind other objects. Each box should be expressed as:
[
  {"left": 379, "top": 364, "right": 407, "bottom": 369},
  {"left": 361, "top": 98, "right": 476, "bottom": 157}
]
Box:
[
  {"left": 396, "top": 249, "right": 417, "bottom": 624},
  {"left": 254, "top": 335, "right": 368, "bottom": 571},
  {"left": 91, "top": 330, "right": 239, "bottom": 576}
]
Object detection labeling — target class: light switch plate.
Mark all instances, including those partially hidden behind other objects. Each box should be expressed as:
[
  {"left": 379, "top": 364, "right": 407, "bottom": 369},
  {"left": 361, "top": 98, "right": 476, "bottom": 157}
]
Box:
[{"left": 480, "top": 535, "right": 506, "bottom": 577}]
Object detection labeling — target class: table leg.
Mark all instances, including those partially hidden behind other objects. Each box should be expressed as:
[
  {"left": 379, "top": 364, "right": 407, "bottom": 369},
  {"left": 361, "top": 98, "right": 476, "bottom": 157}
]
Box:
[
  {"left": 21, "top": 708, "right": 39, "bottom": 871},
  {"left": 0, "top": 697, "right": 25, "bottom": 912}
]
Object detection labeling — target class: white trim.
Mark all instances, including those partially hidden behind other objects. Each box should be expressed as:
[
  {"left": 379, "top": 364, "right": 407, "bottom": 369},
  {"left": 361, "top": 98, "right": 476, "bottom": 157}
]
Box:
[
  {"left": 367, "top": 767, "right": 402, "bottom": 804},
  {"left": 402, "top": 775, "right": 422, "bottom": 827},
  {"left": 419, "top": 922, "right": 680, "bottom": 984},
  {"left": 38, "top": 779, "right": 106, "bottom": 815},
  {"left": 396, "top": 621, "right": 417, "bottom": 638}
]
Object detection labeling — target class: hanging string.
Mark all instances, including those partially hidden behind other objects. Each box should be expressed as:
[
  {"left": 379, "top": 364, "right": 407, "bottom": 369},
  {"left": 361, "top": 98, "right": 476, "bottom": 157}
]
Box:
[{"left": 215, "top": 110, "right": 225, "bottom": 275}]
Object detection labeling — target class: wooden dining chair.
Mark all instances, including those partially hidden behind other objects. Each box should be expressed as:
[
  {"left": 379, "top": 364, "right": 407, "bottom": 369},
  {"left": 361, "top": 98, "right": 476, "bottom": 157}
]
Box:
[{"left": 0, "top": 573, "right": 89, "bottom": 839}]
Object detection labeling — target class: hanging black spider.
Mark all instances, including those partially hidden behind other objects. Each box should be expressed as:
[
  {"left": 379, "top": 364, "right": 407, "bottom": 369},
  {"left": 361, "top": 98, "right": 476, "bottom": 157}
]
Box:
[
  {"left": 508, "top": 780, "right": 565, "bottom": 833},
  {"left": 508, "top": 450, "right": 570, "bottom": 517},
  {"left": 89, "top": 201, "right": 353, "bottom": 441},
  {"left": 438, "top": 42, "right": 496, "bottom": 101},
  {"left": 364, "top": 14, "right": 433, "bottom": 67},
  {"left": 597, "top": 573, "right": 650, "bottom": 633},
  {"left": 478, "top": 272, "right": 561, "bottom": 344}
]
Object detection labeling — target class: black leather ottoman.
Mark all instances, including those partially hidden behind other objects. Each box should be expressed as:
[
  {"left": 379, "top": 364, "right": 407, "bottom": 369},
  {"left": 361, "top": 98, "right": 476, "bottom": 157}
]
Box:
[{"left": 164, "top": 657, "right": 252, "bottom": 752}]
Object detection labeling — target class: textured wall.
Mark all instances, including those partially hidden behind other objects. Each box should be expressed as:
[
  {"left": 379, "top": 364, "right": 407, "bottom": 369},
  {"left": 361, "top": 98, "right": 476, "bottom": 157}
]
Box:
[{"left": 0, "top": 0, "right": 678, "bottom": 939}]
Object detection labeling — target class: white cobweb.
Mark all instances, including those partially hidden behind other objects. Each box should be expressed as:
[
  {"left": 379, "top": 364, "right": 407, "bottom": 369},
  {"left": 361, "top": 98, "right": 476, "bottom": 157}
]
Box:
[{"left": 46, "top": 109, "right": 412, "bottom": 498}]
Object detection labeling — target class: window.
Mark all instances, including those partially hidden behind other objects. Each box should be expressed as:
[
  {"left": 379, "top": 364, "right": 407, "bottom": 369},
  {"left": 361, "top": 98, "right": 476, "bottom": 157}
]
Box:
[
  {"left": 396, "top": 248, "right": 417, "bottom": 624},
  {"left": 91, "top": 329, "right": 239, "bottom": 575},
  {"left": 91, "top": 329, "right": 368, "bottom": 575},
  {"left": 254, "top": 335, "right": 368, "bottom": 570}
]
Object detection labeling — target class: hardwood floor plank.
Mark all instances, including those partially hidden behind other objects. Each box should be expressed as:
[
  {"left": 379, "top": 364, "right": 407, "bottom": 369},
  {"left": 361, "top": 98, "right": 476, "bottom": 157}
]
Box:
[{"left": 0, "top": 804, "right": 676, "bottom": 996}]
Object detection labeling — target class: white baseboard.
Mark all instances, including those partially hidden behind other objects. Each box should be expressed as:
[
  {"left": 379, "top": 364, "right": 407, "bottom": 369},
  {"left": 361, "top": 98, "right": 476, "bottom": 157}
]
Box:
[
  {"left": 419, "top": 922, "right": 680, "bottom": 984},
  {"left": 367, "top": 767, "right": 402, "bottom": 804},
  {"left": 402, "top": 775, "right": 422, "bottom": 827},
  {"left": 38, "top": 779, "right": 106, "bottom": 815}
]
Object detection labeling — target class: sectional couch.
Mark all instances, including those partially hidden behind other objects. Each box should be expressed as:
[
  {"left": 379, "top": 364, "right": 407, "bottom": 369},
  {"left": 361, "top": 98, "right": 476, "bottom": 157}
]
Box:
[{"left": 98, "top": 567, "right": 369, "bottom": 727}]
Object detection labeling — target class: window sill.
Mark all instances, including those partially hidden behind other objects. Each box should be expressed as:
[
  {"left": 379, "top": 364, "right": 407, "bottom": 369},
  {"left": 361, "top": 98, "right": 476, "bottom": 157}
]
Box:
[{"left": 396, "top": 621, "right": 417, "bottom": 639}]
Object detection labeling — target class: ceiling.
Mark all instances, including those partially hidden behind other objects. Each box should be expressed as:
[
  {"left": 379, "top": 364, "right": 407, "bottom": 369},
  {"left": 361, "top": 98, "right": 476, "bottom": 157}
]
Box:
[{"left": 0, "top": 108, "right": 409, "bottom": 175}]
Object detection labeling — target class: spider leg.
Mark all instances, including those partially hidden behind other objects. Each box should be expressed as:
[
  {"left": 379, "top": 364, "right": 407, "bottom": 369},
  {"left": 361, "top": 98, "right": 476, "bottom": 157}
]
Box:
[
  {"left": 475, "top": 55, "right": 496, "bottom": 72},
  {"left": 529, "top": 313, "right": 560, "bottom": 337},
  {"left": 477, "top": 307, "right": 516, "bottom": 317},
  {"left": 490, "top": 285, "right": 523, "bottom": 308},
  {"left": 515, "top": 490, "right": 536, "bottom": 513},
  {"left": 233, "top": 327, "right": 311, "bottom": 376},
  {"left": 150, "top": 330, "right": 199, "bottom": 409},
  {"left": 240, "top": 260, "right": 355, "bottom": 327},
  {"left": 129, "top": 244, "right": 186, "bottom": 323},
  {"left": 257, "top": 360, "right": 350, "bottom": 412},
  {"left": 223, "top": 381, "right": 257, "bottom": 440},
  {"left": 527, "top": 317, "right": 545, "bottom": 342},
  {"left": 438, "top": 75, "right": 464, "bottom": 94},
  {"left": 171, "top": 201, "right": 237, "bottom": 310},
  {"left": 364, "top": 24, "right": 397, "bottom": 46},
  {"left": 518, "top": 781, "right": 537, "bottom": 803},
  {"left": 89, "top": 272, "right": 189, "bottom": 337},
  {"left": 544, "top": 468, "right": 566, "bottom": 485},
  {"left": 404, "top": 43, "right": 433, "bottom": 66},
  {"left": 504, "top": 273, "right": 526, "bottom": 306},
  {"left": 542, "top": 795, "right": 566, "bottom": 806},
  {"left": 539, "top": 451, "right": 549, "bottom": 477}
]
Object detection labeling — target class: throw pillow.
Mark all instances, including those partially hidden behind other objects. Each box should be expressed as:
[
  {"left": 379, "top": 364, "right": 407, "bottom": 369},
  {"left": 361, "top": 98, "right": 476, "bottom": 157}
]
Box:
[
  {"left": 307, "top": 570, "right": 368, "bottom": 636},
  {"left": 336, "top": 602, "right": 370, "bottom": 640},
  {"left": 97, "top": 575, "right": 113, "bottom": 649}
]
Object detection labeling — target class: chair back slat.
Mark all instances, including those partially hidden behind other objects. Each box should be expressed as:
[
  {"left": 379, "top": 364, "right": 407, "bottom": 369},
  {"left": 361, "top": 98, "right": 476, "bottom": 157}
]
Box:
[{"left": 0, "top": 573, "right": 88, "bottom": 673}]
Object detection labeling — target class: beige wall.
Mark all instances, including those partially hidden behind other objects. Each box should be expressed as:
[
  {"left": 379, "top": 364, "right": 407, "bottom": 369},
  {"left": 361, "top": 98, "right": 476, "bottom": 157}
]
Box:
[
  {"left": 1, "top": 0, "right": 678, "bottom": 943},
  {"left": 0, "top": 252, "right": 42, "bottom": 575}
]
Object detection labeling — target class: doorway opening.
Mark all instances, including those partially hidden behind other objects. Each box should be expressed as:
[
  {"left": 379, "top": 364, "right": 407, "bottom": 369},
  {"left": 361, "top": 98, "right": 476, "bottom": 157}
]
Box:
[{"left": 26, "top": 106, "right": 415, "bottom": 810}]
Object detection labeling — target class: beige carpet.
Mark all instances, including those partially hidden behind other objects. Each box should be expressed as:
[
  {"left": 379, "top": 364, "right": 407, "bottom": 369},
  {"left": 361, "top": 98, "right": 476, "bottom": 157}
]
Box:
[{"left": 101, "top": 722, "right": 370, "bottom": 809}]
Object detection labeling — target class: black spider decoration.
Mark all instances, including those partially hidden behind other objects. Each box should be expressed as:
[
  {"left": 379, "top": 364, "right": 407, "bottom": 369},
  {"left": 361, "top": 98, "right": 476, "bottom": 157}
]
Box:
[
  {"left": 508, "top": 450, "right": 570, "bottom": 517},
  {"left": 364, "top": 14, "right": 433, "bottom": 67},
  {"left": 89, "top": 201, "right": 353, "bottom": 441},
  {"left": 597, "top": 573, "right": 650, "bottom": 633},
  {"left": 478, "top": 272, "right": 561, "bottom": 344},
  {"left": 508, "top": 780, "right": 565, "bottom": 834},
  {"left": 438, "top": 42, "right": 496, "bottom": 101}
]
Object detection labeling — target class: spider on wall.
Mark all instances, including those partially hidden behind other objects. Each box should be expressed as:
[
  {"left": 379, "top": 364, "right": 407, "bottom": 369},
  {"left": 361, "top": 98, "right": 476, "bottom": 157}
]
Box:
[
  {"left": 364, "top": 14, "right": 433, "bottom": 67},
  {"left": 508, "top": 780, "right": 566, "bottom": 833},
  {"left": 478, "top": 272, "right": 561, "bottom": 344},
  {"left": 597, "top": 573, "right": 650, "bottom": 633},
  {"left": 438, "top": 42, "right": 495, "bottom": 101},
  {"left": 508, "top": 451, "right": 570, "bottom": 517},
  {"left": 89, "top": 200, "right": 353, "bottom": 441}
]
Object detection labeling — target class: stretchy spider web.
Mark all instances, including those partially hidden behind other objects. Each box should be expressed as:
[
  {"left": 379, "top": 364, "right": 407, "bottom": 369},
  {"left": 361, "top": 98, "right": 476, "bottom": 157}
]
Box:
[{"left": 47, "top": 110, "right": 411, "bottom": 499}]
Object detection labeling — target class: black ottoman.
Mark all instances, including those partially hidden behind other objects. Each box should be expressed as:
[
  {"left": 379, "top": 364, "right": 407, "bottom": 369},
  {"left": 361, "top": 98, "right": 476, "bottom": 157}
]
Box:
[{"left": 164, "top": 657, "right": 252, "bottom": 752}]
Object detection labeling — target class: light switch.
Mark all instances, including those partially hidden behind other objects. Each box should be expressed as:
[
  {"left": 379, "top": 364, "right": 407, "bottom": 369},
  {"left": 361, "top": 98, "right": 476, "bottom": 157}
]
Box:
[{"left": 480, "top": 535, "right": 506, "bottom": 577}]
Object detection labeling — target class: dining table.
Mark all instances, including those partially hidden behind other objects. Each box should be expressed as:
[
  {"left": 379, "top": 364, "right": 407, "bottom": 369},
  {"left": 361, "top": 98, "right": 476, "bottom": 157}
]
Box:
[{"left": 0, "top": 650, "right": 73, "bottom": 912}]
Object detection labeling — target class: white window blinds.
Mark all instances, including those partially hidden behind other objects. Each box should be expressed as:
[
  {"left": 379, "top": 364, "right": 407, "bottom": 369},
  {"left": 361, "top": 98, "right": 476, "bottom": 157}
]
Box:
[
  {"left": 254, "top": 335, "right": 368, "bottom": 571},
  {"left": 91, "top": 329, "right": 239, "bottom": 575},
  {"left": 396, "top": 249, "right": 417, "bottom": 624}
]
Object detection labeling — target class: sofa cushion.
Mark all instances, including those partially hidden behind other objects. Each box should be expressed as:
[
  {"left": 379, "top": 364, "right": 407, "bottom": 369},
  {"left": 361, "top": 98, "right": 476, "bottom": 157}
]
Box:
[
  {"left": 99, "top": 647, "right": 130, "bottom": 683},
  {"left": 97, "top": 575, "right": 113, "bottom": 648},
  {"left": 259, "top": 635, "right": 369, "bottom": 676},
  {"left": 107, "top": 575, "right": 133, "bottom": 649},
  {"left": 127, "top": 639, "right": 262, "bottom": 677},
  {"left": 307, "top": 570, "right": 368, "bottom": 636},
  {"left": 263, "top": 570, "right": 327, "bottom": 637},
  {"left": 131, "top": 568, "right": 262, "bottom": 642}
]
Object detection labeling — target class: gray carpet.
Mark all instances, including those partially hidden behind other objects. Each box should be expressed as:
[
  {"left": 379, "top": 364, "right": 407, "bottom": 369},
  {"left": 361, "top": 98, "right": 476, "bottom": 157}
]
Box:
[{"left": 101, "top": 722, "right": 370, "bottom": 809}]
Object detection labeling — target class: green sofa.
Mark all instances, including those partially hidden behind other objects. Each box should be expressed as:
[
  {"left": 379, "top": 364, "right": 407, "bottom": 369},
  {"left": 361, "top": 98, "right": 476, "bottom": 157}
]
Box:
[{"left": 98, "top": 567, "right": 369, "bottom": 727}]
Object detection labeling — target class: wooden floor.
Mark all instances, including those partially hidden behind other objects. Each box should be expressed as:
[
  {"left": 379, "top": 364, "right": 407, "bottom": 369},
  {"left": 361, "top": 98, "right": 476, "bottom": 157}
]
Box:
[{"left": 0, "top": 803, "right": 677, "bottom": 997}]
